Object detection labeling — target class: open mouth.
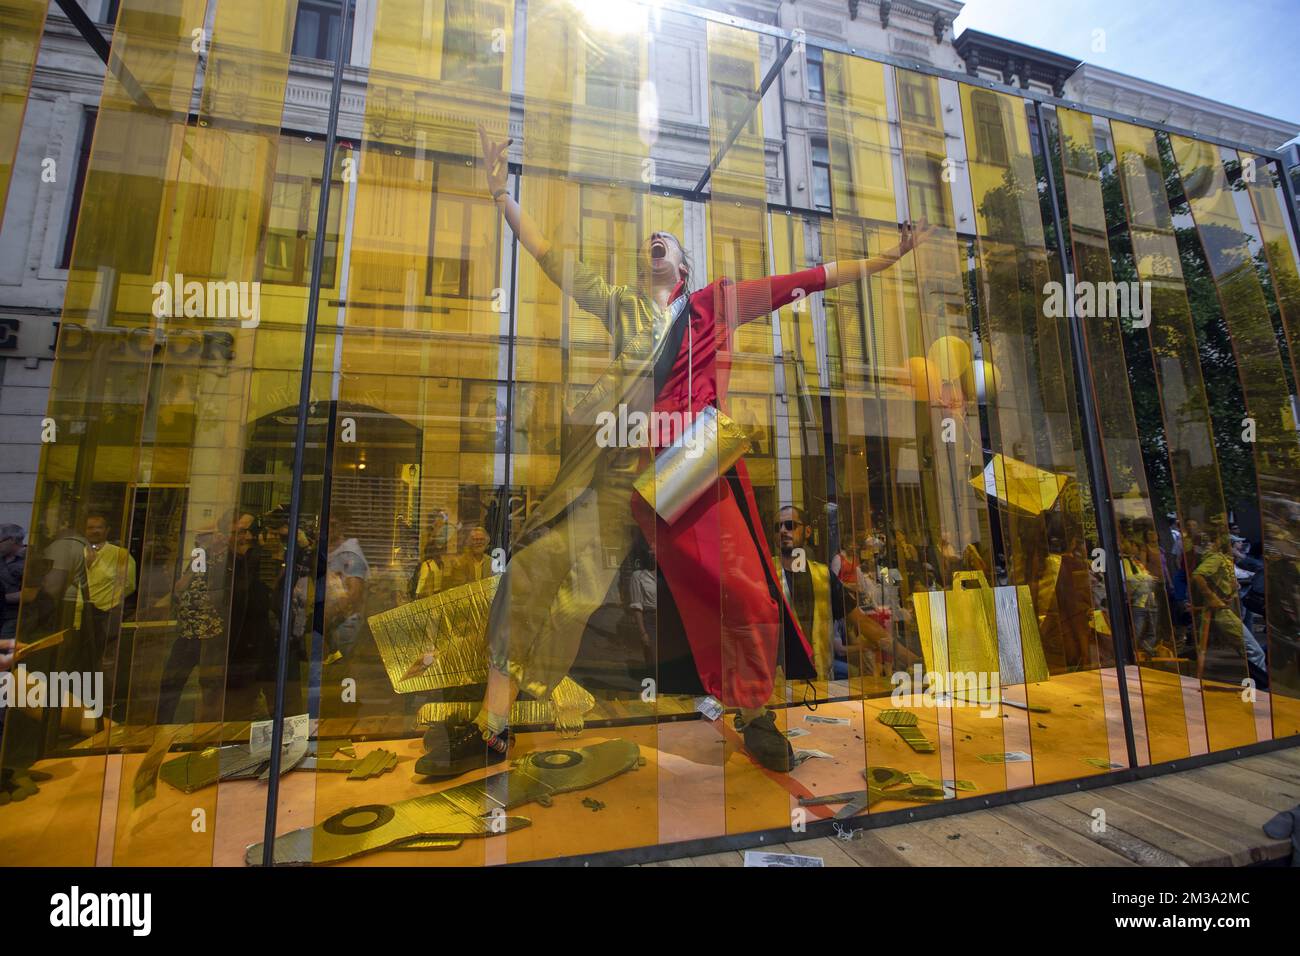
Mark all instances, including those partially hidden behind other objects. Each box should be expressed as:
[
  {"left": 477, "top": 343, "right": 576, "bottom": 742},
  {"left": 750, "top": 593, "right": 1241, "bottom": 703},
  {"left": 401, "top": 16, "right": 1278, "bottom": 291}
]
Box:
[{"left": 649, "top": 237, "right": 668, "bottom": 261}]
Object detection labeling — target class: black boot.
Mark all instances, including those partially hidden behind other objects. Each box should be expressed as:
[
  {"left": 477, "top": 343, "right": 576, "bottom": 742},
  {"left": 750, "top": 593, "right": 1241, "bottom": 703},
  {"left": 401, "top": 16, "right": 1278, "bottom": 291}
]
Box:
[
  {"left": 736, "top": 710, "right": 793, "bottom": 773},
  {"left": 415, "top": 718, "right": 509, "bottom": 780}
]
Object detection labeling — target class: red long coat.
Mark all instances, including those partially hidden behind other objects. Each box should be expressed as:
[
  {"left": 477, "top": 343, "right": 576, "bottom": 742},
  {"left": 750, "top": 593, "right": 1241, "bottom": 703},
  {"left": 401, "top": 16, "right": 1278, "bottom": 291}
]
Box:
[{"left": 631, "top": 266, "right": 826, "bottom": 708}]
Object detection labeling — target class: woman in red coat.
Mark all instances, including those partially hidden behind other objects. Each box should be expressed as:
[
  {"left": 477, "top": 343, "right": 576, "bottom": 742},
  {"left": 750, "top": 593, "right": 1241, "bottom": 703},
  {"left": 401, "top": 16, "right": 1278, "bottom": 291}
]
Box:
[{"left": 418, "top": 129, "right": 929, "bottom": 778}]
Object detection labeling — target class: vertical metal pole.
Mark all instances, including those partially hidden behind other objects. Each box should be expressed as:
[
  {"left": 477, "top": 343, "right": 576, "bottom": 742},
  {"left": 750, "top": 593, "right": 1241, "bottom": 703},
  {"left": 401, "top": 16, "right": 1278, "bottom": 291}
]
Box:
[
  {"left": 1032, "top": 101, "right": 1140, "bottom": 770},
  {"left": 261, "top": 0, "right": 355, "bottom": 866},
  {"left": 501, "top": 171, "right": 521, "bottom": 554}
]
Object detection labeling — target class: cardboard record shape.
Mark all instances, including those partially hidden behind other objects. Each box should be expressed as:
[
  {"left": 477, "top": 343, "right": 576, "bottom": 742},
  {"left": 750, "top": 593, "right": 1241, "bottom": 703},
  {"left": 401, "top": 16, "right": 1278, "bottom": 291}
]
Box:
[
  {"left": 247, "top": 738, "right": 643, "bottom": 865},
  {"left": 369, "top": 574, "right": 597, "bottom": 734},
  {"left": 972, "top": 454, "right": 1070, "bottom": 517}
]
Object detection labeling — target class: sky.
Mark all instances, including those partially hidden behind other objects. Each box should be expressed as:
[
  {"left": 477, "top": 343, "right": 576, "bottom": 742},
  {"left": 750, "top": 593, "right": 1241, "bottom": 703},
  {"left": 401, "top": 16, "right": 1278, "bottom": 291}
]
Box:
[{"left": 953, "top": 0, "right": 1299, "bottom": 130}]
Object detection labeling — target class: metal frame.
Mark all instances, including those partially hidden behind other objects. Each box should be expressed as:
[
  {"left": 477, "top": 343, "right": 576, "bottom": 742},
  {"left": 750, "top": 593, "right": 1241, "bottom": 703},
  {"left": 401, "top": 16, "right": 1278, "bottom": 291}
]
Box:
[
  {"left": 1032, "top": 101, "right": 1140, "bottom": 770},
  {"left": 693, "top": 36, "right": 797, "bottom": 194},
  {"left": 261, "top": 0, "right": 355, "bottom": 866}
]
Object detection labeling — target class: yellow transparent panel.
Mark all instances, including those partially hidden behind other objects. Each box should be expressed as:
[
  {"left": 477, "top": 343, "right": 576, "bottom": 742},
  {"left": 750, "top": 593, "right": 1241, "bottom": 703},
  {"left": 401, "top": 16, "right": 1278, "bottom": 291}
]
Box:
[
  {"left": 962, "top": 90, "right": 1117, "bottom": 784},
  {"left": 1052, "top": 109, "right": 1194, "bottom": 767},
  {"left": 0, "top": 0, "right": 207, "bottom": 867},
  {"left": 822, "top": 53, "right": 947, "bottom": 813},
  {"left": 1107, "top": 119, "right": 1237, "bottom": 759},
  {"left": 1239, "top": 154, "right": 1300, "bottom": 735},
  {"left": 302, "top": 0, "right": 516, "bottom": 868},
  {"left": 502, "top": 0, "right": 659, "bottom": 863},
  {"left": 1171, "top": 133, "right": 1300, "bottom": 745},
  {"left": 112, "top": 0, "right": 300, "bottom": 867},
  {"left": 704, "top": 22, "right": 788, "bottom": 837},
  {"left": 0, "top": 0, "right": 46, "bottom": 226},
  {"left": 893, "top": 68, "right": 1007, "bottom": 803}
]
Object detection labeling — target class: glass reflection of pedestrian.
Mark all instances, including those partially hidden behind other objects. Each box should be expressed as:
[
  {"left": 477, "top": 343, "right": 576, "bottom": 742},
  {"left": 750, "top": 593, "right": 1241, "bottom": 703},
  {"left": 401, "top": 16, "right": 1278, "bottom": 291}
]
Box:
[
  {"left": 158, "top": 520, "right": 232, "bottom": 725},
  {"left": 0, "top": 525, "right": 26, "bottom": 641},
  {"left": 412, "top": 539, "right": 448, "bottom": 599},
  {"left": 627, "top": 540, "right": 657, "bottom": 670}
]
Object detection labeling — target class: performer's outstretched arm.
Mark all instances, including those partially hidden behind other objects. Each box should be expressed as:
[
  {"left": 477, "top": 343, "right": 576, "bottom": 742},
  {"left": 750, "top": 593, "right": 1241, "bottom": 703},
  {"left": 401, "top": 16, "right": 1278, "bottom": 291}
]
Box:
[
  {"left": 480, "top": 125, "right": 550, "bottom": 261},
  {"left": 728, "top": 219, "right": 934, "bottom": 327},
  {"left": 480, "top": 125, "right": 627, "bottom": 330},
  {"left": 822, "top": 219, "right": 933, "bottom": 289}
]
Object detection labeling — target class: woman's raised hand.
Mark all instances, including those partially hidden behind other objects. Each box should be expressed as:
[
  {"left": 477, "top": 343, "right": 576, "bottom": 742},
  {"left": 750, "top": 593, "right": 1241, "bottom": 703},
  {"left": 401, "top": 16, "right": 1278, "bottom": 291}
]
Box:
[
  {"left": 897, "top": 218, "right": 935, "bottom": 254},
  {"left": 478, "top": 123, "right": 511, "bottom": 197}
]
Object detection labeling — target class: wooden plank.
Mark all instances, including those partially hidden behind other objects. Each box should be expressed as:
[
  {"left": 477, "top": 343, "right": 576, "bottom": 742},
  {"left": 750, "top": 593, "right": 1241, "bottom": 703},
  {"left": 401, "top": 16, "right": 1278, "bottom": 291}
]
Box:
[
  {"left": 1022, "top": 796, "right": 1185, "bottom": 866},
  {"left": 1236, "top": 752, "right": 1300, "bottom": 785},
  {"left": 907, "top": 814, "right": 1028, "bottom": 867},
  {"left": 1145, "top": 773, "right": 1283, "bottom": 833},
  {"left": 986, "top": 804, "right": 1135, "bottom": 866},
  {"left": 832, "top": 828, "right": 915, "bottom": 867},
  {"left": 1255, "top": 744, "right": 1300, "bottom": 766},
  {"left": 791, "top": 836, "right": 863, "bottom": 867},
  {"left": 1130, "top": 776, "right": 1281, "bottom": 850},
  {"left": 688, "top": 850, "right": 745, "bottom": 867},
  {"left": 884, "top": 822, "right": 979, "bottom": 866},
  {"left": 1055, "top": 790, "right": 1226, "bottom": 865},
  {"left": 923, "top": 808, "right": 1079, "bottom": 866},
  {"left": 1104, "top": 782, "right": 1287, "bottom": 866},
  {"left": 1188, "top": 763, "right": 1300, "bottom": 811}
]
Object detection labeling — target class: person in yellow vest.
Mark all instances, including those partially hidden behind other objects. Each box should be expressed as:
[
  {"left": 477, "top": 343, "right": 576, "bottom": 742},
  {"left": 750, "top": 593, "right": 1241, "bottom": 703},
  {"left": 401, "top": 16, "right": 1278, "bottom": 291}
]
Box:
[
  {"left": 772, "top": 506, "right": 846, "bottom": 682},
  {"left": 83, "top": 512, "right": 136, "bottom": 672}
]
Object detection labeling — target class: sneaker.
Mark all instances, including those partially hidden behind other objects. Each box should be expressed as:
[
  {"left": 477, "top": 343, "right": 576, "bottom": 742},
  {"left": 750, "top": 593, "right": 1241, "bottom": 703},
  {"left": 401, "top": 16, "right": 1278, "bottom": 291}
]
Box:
[
  {"left": 415, "top": 719, "right": 508, "bottom": 780},
  {"left": 736, "top": 710, "right": 793, "bottom": 773}
]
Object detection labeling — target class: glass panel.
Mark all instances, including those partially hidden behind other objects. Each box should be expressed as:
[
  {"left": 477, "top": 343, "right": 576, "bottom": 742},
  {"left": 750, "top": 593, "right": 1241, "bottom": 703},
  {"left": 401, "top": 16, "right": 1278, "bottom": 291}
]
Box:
[
  {"left": 111, "top": 0, "right": 301, "bottom": 867},
  {"left": 1052, "top": 108, "right": 1196, "bottom": 767},
  {"left": 704, "top": 22, "right": 790, "bottom": 837},
  {"left": 962, "top": 90, "right": 1118, "bottom": 785},
  {"left": 1239, "top": 155, "right": 1300, "bottom": 736},
  {"left": 1169, "top": 133, "right": 1300, "bottom": 744},
  {"left": 0, "top": 0, "right": 208, "bottom": 866},
  {"left": 1107, "top": 120, "right": 1255, "bottom": 750},
  {"left": 893, "top": 67, "right": 1008, "bottom": 803},
  {"left": 300, "top": 0, "right": 517, "bottom": 868},
  {"left": 822, "top": 52, "right": 949, "bottom": 815},
  {"left": 0, "top": 0, "right": 47, "bottom": 226},
  {"left": 500, "top": 0, "right": 660, "bottom": 863}
]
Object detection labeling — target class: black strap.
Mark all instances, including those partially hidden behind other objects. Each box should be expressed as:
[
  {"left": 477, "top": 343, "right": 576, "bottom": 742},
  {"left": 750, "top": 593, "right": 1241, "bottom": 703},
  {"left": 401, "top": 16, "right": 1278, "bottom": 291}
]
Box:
[{"left": 652, "top": 298, "right": 691, "bottom": 399}]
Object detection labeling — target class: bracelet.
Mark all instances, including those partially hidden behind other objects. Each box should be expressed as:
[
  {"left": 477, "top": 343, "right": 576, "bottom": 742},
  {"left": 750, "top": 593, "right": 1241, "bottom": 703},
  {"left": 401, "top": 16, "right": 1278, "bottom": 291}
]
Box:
[{"left": 491, "top": 187, "right": 509, "bottom": 201}]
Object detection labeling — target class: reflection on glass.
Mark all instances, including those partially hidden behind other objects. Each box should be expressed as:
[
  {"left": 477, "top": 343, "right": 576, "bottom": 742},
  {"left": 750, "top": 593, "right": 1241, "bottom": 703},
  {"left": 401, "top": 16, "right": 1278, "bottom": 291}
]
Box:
[
  {"left": 1169, "top": 134, "right": 1300, "bottom": 744},
  {"left": 0, "top": 0, "right": 47, "bottom": 226},
  {"left": 4, "top": 3, "right": 1297, "bottom": 868},
  {"left": 962, "top": 90, "right": 1118, "bottom": 784},
  {"left": 1239, "top": 155, "right": 1300, "bottom": 736}
]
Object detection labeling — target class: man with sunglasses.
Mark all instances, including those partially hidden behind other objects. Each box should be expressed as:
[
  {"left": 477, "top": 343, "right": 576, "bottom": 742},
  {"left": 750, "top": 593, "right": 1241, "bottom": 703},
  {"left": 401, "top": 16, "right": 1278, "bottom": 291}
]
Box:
[{"left": 773, "top": 507, "right": 849, "bottom": 685}]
